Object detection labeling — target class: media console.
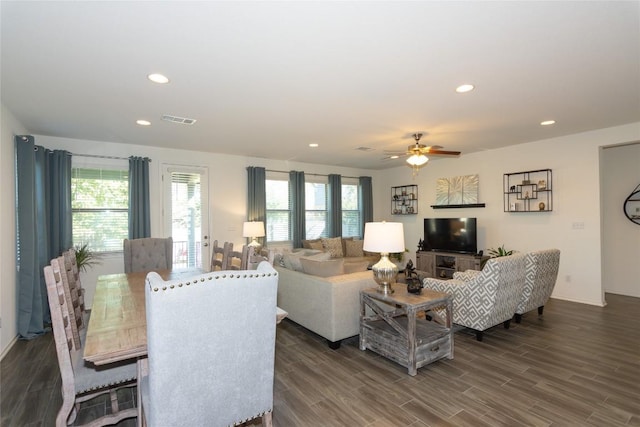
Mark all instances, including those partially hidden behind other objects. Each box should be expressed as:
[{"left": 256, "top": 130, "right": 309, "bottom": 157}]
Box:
[{"left": 416, "top": 250, "right": 488, "bottom": 279}]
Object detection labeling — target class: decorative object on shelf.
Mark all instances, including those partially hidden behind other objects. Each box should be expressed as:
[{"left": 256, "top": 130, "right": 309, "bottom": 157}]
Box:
[
  {"left": 242, "top": 221, "right": 265, "bottom": 248},
  {"left": 504, "top": 169, "right": 552, "bottom": 213},
  {"left": 418, "top": 238, "right": 424, "bottom": 252},
  {"left": 404, "top": 260, "right": 422, "bottom": 294},
  {"left": 623, "top": 183, "right": 640, "bottom": 225},
  {"left": 363, "top": 222, "right": 405, "bottom": 295},
  {"left": 436, "top": 174, "right": 479, "bottom": 206},
  {"left": 539, "top": 202, "right": 546, "bottom": 211},
  {"left": 391, "top": 185, "right": 418, "bottom": 215}
]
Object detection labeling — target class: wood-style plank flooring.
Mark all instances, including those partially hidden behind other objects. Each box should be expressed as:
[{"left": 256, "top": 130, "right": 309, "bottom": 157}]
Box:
[{"left": 2, "top": 293, "right": 639, "bottom": 426}]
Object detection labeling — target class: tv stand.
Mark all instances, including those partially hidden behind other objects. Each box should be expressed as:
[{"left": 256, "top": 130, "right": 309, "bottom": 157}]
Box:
[{"left": 416, "top": 251, "right": 488, "bottom": 279}]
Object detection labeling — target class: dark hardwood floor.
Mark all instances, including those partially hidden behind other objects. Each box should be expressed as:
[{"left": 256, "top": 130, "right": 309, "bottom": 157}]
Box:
[{"left": 2, "top": 293, "right": 639, "bottom": 426}]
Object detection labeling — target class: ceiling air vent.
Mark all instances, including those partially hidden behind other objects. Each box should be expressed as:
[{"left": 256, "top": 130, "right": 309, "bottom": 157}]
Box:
[
  {"left": 161, "top": 114, "right": 197, "bottom": 125},
  {"left": 355, "top": 146, "right": 374, "bottom": 151}
]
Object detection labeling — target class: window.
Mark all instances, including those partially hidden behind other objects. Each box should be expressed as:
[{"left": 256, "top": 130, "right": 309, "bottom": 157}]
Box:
[
  {"left": 71, "top": 162, "right": 128, "bottom": 252},
  {"left": 305, "top": 178, "right": 328, "bottom": 239},
  {"left": 342, "top": 180, "right": 361, "bottom": 238},
  {"left": 265, "top": 174, "right": 290, "bottom": 242}
]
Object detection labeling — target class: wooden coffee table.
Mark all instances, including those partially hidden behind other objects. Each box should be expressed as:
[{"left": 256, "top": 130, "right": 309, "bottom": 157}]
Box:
[{"left": 359, "top": 287, "right": 453, "bottom": 376}]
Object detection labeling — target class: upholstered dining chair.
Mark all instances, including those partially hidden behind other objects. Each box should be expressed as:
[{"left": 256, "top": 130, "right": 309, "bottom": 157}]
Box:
[
  {"left": 140, "top": 262, "right": 278, "bottom": 426},
  {"left": 44, "top": 262, "right": 137, "bottom": 427},
  {"left": 422, "top": 254, "right": 527, "bottom": 341},
  {"left": 123, "top": 237, "right": 173, "bottom": 273},
  {"left": 515, "top": 249, "right": 561, "bottom": 323}
]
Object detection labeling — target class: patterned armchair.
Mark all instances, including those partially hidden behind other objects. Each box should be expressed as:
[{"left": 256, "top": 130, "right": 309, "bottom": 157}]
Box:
[
  {"left": 515, "top": 249, "right": 561, "bottom": 323},
  {"left": 422, "top": 254, "right": 527, "bottom": 341},
  {"left": 140, "top": 261, "right": 278, "bottom": 426}
]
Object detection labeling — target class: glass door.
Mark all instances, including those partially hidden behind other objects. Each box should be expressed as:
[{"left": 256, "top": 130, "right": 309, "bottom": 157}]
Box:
[{"left": 162, "top": 165, "right": 210, "bottom": 269}]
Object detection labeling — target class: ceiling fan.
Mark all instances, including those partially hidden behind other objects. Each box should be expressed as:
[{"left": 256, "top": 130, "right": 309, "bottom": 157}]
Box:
[
  {"left": 384, "top": 133, "right": 461, "bottom": 176},
  {"left": 383, "top": 133, "right": 461, "bottom": 161}
]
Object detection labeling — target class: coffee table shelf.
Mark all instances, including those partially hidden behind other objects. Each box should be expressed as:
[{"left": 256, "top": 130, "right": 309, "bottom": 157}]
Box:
[{"left": 359, "top": 288, "right": 453, "bottom": 376}]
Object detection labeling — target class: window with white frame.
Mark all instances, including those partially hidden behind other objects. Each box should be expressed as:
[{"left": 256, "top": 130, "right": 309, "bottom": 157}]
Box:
[
  {"left": 305, "top": 176, "right": 328, "bottom": 239},
  {"left": 71, "top": 158, "right": 128, "bottom": 252},
  {"left": 342, "top": 179, "right": 361, "bottom": 238},
  {"left": 265, "top": 173, "right": 291, "bottom": 242}
]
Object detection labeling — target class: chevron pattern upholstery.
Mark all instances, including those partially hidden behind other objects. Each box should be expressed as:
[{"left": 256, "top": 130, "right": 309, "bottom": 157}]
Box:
[
  {"left": 515, "top": 249, "right": 560, "bottom": 321},
  {"left": 422, "top": 254, "right": 527, "bottom": 340}
]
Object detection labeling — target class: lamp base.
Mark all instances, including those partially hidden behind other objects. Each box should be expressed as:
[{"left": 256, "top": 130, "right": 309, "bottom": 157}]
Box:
[{"left": 371, "top": 253, "right": 398, "bottom": 295}]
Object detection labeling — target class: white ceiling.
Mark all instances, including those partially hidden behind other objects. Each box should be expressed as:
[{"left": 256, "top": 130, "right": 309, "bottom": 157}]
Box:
[{"left": 2, "top": 1, "right": 639, "bottom": 170}]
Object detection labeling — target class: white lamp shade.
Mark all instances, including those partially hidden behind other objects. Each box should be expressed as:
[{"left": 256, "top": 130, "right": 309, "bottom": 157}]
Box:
[
  {"left": 242, "top": 221, "right": 265, "bottom": 238},
  {"left": 363, "top": 222, "right": 405, "bottom": 253},
  {"left": 406, "top": 154, "right": 429, "bottom": 167}
]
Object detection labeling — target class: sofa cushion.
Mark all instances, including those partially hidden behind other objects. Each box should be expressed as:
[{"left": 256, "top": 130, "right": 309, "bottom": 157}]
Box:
[
  {"left": 345, "top": 239, "right": 364, "bottom": 257},
  {"left": 300, "top": 257, "right": 344, "bottom": 277},
  {"left": 302, "top": 239, "right": 321, "bottom": 249},
  {"left": 308, "top": 240, "right": 324, "bottom": 251},
  {"left": 282, "top": 250, "right": 327, "bottom": 271},
  {"left": 343, "top": 259, "right": 370, "bottom": 274},
  {"left": 321, "top": 237, "right": 344, "bottom": 258}
]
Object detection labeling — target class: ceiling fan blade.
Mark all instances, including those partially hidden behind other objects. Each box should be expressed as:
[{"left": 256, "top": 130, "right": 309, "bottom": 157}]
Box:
[{"left": 424, "top": 149, "right": 461, "bottom": 156}]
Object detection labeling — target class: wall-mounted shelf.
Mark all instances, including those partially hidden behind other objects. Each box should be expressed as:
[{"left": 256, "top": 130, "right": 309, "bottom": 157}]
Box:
[
  {"left": 504, "top": 169, "right": 553, "bottom": 212},
  {"left": 392, "top": 185, "right": 418, "bottom": 215},
  {"left": 430, "top": 203, "right": 486, "bottom": 209}
]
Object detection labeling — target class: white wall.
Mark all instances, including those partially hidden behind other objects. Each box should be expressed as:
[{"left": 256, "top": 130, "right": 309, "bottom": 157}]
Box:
[
  {"left": 376, "top": 123, "right": 640, "bottom": 307},
  {"left": 601, "top": 142, "right": 640, "bottom": 297},
  {"left": 34, "top": 134, "right": 375, "bottom": 310},
  {"left": 0, "top": 105, "right": 27, "bottom": 357}
]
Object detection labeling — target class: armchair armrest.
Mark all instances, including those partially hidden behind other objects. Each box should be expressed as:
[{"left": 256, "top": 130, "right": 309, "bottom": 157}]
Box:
[{"left": 452, "top": 270, "right": 481, "bottom": 282}]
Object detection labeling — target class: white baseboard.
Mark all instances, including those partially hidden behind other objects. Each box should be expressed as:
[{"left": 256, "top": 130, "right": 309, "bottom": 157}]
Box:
[{"left": 0, "top": 335, "right": 18, "bottom": 361}]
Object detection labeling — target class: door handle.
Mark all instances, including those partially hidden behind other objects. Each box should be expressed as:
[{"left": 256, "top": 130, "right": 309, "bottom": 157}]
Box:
[{"left": 203, "top": 242, "right": 209, "bottom": 247}]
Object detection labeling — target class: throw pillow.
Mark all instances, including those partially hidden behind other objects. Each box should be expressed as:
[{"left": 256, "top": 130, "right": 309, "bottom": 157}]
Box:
[
  {"left": 341, "top": 236, "right": 353, "bottom": 256},
  {"left": 308, "top": 240, "right": 324, "bottom": 251},
  {"left": 301, "top": 239, "right": 321, "bottom": 249},
  {"left": 300, "top": 258, "right": 344, "bottom": 277},
  {"left": 345, "top": 239, "right": 364, "bottom": 257},
  {"left": 321, "top": 237, "right": 344, "bottom": 258},
  {"left": 282, "top": 250, "right": 324, "bottom": 271},
  {"left": 343, "top": 259, "right": 370, "bottom": 274}
]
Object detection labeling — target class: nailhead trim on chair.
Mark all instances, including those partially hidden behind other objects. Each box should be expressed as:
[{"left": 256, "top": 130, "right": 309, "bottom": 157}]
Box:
[{"left": 148, "top": 271, "right": 278, "bottom": 292}]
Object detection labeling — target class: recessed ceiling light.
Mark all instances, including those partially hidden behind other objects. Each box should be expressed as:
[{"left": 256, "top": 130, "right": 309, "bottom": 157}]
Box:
[
  {"left": 136, "top": 119, "right": 151, "bottom": 126},
  {"left": 456, "top": 84, "right": 475, "bottom": 93},
  {"left": 540, "top": 120, "right": 556, "bottom": 126},
  {"left": 309, "top": 143, "right": 319, "bottom": 148},
  {"left": 390, "top": 155, "right": 399, "bottom": 159},
  {"left": 147, "top": 73, "right": 169, "bottom": 84}
]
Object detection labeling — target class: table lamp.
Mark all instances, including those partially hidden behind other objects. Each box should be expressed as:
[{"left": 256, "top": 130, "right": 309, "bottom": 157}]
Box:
[
  {"left": 243, "top": 221, "right": 265, "bottom": 248},
  {"left": 363, "top": 221, "right": 405, "bottom": 295}
]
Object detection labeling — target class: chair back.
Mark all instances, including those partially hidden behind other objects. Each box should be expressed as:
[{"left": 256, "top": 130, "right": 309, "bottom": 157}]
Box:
[
  {"left": 225, "top": 243, "right": 247, "bottom": 270},
  {"left": 516, "top": 249, "right": 561, "bottom": 315},
  {"left": 211, "top": 240, "right": 232, "bottom": 271},
  {"left": 62, "top": 248, "right": 85, "bottom": 313},
  {"left": 143, "top": 262, "right": 278, "bottom": 426},
  {"left": 51, "top": 256, "right": 84, "bottom": 350},
  {"left": 123, "top": 237, "right": 173, "bottom": 273}
]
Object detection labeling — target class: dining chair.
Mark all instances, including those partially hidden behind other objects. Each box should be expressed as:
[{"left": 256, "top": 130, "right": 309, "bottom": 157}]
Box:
[
  {"left": 140, "top": 262, "right": 278, "bottom": 426},
  {"left": 44, "top": 262, "right": 137, "bottom": 427},
  {"left": 123, "top": 237, "right": 173, "bottom": 273},
  {"left": 62, "top": 248, "right": 86, "bottom": 314},
  {"left": 210, "top": 240, "right": 231, "bottom": 271},
  {"left": 51, "top": 256, "right": 86, "bottom": 350},
  {"left": 226, "top": 244, "right": 250, "bottom": 270}
]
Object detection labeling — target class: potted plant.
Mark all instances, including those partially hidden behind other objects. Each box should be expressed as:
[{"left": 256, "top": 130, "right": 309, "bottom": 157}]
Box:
[
  {"left": 482, "top": 245, "right": 516, "bottom": 268},
  {"left": 75, "top": 243, "right": 102, "bottom": 273},
  {"left": 390, "top": 248, "right": 409, "bottom": 269}
]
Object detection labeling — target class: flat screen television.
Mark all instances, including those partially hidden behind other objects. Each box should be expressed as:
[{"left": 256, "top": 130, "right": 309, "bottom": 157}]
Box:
[{"left": 423, "top": 217, "right": 478, "bottom": 255}]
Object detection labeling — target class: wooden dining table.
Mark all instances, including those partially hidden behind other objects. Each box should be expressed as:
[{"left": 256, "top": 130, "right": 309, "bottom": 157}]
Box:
[{"left": 84, "top": 268, "right": 288, "bottom": 366}]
